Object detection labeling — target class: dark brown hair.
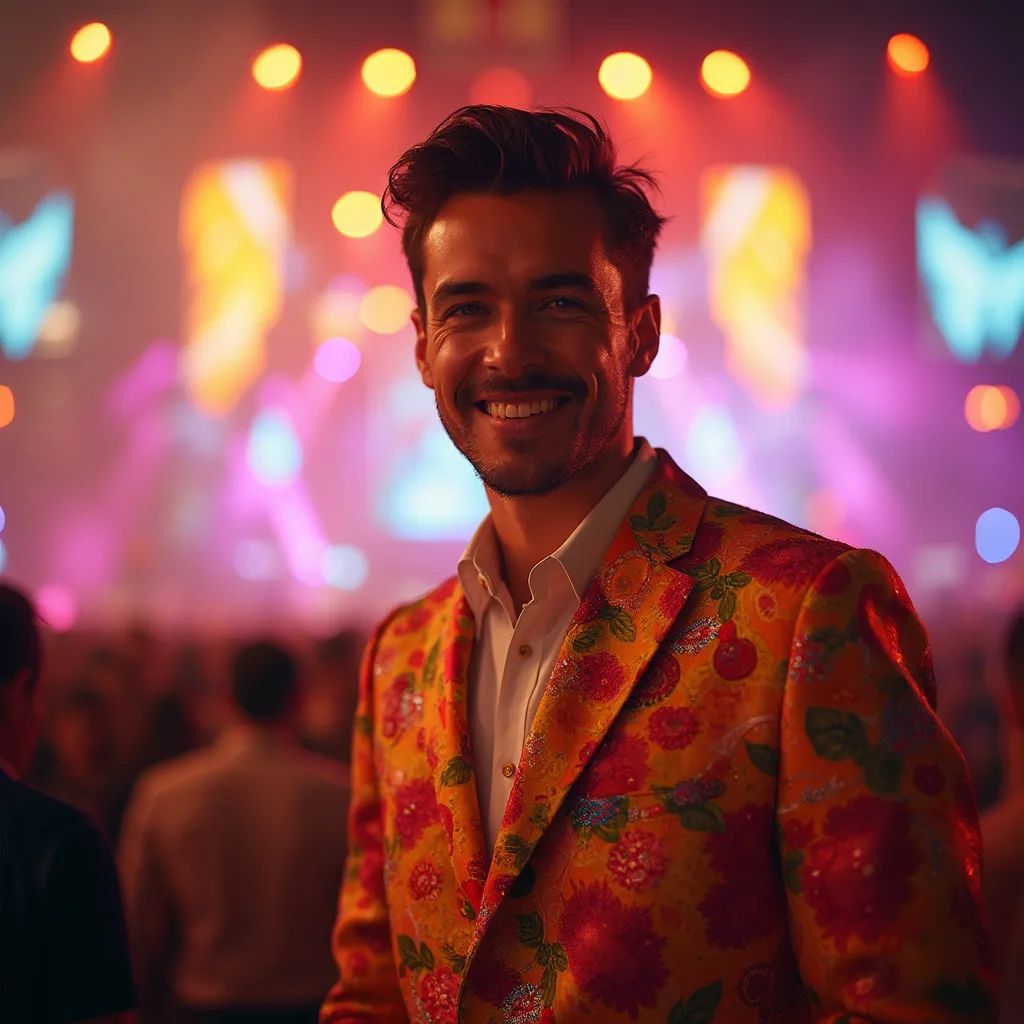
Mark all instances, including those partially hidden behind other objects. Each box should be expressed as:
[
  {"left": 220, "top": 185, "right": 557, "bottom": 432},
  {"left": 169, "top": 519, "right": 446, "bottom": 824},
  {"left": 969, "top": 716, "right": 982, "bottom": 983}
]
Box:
[
  {"left": 383, "top": 105, "right": 667, "bottom": 312},
  {"left": 0, "top": 582, "right": 42, "bottom": 690}
]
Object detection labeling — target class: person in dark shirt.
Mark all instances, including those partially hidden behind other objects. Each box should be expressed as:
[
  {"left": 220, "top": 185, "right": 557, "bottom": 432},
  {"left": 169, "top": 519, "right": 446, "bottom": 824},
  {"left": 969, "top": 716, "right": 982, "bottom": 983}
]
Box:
[{"left": 0, "top": 581, "right": 137, "bottom": 1024}]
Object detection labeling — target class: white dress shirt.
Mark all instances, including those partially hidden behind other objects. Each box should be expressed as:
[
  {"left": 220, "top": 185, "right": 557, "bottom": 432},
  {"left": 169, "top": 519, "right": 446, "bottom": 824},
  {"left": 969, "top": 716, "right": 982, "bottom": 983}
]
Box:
[{"left": 457, "top": 440, "right": 657, "bottom": 853}]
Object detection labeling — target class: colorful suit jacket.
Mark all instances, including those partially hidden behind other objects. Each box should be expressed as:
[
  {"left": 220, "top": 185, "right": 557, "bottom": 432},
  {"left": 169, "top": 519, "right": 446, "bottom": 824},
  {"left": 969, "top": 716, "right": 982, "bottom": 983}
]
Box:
[{"left": 321, "top": 450, "right": 994, "bottom": 1023}]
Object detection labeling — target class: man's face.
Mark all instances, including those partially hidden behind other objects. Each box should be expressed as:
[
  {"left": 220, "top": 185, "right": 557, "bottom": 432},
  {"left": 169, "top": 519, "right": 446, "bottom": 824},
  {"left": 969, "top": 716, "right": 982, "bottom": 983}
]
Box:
[{"left": 412, "top": 189, "right": 660, "bottom": 497}]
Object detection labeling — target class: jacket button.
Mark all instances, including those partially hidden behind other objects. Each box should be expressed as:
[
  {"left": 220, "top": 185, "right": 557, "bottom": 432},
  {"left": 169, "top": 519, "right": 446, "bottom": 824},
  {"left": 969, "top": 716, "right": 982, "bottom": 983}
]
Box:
[
  {"left": 518, "top": 644, "right": 532, "bottom": 658},
  {"left": 501, "top": 762, "right": 516, "bottom": 779}
]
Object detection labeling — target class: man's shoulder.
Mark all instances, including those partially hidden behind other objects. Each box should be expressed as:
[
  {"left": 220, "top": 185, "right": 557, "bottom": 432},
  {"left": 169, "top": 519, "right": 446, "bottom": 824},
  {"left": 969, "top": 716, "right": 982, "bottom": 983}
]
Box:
[
  {"left": 373, "top": 575, "right": 461, "bottom": 643},
  {"left": 129, "top": 743, "right": 224, "bottom": 806},
  {"left": 0, "top": 774, "right": 99, "bottom": 841}
]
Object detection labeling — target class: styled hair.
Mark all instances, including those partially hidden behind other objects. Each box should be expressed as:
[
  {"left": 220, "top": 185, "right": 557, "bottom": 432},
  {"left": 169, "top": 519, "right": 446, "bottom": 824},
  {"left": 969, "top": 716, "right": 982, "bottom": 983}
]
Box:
[
  {"left": 1007, "top": 609, "right": 1024, "bottom": 678},
  {"left": 383, "top": 105, "right": 666, "bottom": 312},
  {"left": 0, "top": 583, "right": 42, "bottom": 690},
  {"left": 230, "top": 640, "right": 297, "bottom": 723}
]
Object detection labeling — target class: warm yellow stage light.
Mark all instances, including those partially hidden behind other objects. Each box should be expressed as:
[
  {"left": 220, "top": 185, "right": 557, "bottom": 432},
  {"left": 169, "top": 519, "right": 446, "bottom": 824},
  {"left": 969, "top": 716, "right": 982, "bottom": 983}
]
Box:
[
  {"left": 887, "top": 33, "right": 930, "bottom": 76},
  {"left": 598, "top": 52, "right": 653, "bottom": 101},
  {"left": 360, "top": 285, "right": 414, "bottom": 334},
  {"left": 252, "top": 44, "right": 303, "bottom": 90},
  {"left": 331, "top": 191, "right": 383, "bottom": 239},
  {"left": 0, "top": 386, "right": 14, "bottom": 429},
  {"left": 70, "top": 22, "right": 112, "bottom": 63},
  {"left": 361, "top": 48, "right": 417, "bottom": 98},
  {"left": 966, "top": 385, "right": 1020, "bottom": 432},
  {"left": 701, "top": 50, "right": 751, "bottom": 97}
]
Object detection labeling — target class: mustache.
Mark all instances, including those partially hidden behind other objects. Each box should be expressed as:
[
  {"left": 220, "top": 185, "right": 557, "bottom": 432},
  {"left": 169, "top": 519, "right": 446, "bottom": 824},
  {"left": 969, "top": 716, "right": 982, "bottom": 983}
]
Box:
[{"left": 457, "top": 373, "right": 586, "bottom": 404}]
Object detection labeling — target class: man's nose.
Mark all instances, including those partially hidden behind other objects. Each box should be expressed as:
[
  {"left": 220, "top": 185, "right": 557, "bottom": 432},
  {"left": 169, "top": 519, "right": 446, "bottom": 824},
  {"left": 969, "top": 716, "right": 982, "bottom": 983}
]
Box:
[{"left": 482, "top": 309, "right": 545, "bottom": 378}]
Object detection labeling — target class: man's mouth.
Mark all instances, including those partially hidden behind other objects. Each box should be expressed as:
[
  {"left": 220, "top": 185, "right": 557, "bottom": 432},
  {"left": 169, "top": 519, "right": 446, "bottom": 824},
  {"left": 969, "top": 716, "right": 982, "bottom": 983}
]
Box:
[{"left": 474, "top": 397, "right": 572, "bottom": 420}]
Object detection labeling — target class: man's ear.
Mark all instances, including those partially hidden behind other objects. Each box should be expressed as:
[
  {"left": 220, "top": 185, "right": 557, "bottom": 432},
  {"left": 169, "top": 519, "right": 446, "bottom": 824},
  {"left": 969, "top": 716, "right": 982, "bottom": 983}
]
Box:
[
  {"left": 628, "top": 294, "right": 661, "bottom": 377},
  {"left": 411, "top": 308, "right": 434, "bottom": 389}
]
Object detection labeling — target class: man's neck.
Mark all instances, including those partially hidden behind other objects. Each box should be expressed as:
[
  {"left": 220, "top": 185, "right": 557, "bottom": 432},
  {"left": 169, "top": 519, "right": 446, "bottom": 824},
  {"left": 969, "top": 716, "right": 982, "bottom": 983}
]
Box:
[{"left": 485, "top": 436, "right": 635, "bottom": 614}]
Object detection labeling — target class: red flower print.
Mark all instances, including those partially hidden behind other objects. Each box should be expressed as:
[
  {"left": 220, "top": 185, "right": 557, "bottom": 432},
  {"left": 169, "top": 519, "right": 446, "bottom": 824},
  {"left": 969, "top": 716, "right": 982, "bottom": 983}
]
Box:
[
  {"left": 840, "top": 958, "right": 899, "bottom": 1011},
  {"left": 358, "top": 847, "right": 386, "bottom": 906},
  {"left": 559, "top": 881, "right": 668, "bottom": 1017},
  {"left": 472, "top": 962, "right": 520, "bottom": 1006},
  {"left": 571, "top": 651, "right": 627, "bottom": 703},
  {"left": 739, "top": 538, "right": 847, "bottom": 589},
  {"left": 408, "top": 860, "right": 443, "bottom": 901},
  {"left": 393, "top": 779, "right": 439, "bottom": 848},
  {"left": 393, "top": 602, "right": 433, "bottom": 635},
  {"left": 501, "top": 780, "right": 524, "bottom": 827},
  {"left": 382, "top": 675, "right": 420, "bottom": 740},
  {"left": 574, "top": 583, "right": 607, "bottom": 625},
  {"left": 438, "top": 804, "right": 454, "bottom": 849},
  {"left": 502, "top": 982, "right": 544, "bottom": 1024},
  {"left": 673, "top": 522, "right": 725, "bottom": 571},
  {"left": 914, "top": 763, "right": 946, "bottom": 796},
  {"left": 658, "top": 570, "right": 695, "bottom": 619},
  {"left": 603, "top": 553, "right": 651, "bottom": 610},
  {"left": 408, "top": 648, "right": 425, "bottom": 668},
  {"left": 608, "top": 829, "right": 669, "bottom": 891},
  {"left": 649, "top": 705, "right": 700, "bottom": 750},
  {"left": 800, "top": 795, "right": 922, "bottom": 951},
  {"left": 419, "top": 966, "right": 460, "bottom": 1024},
  {"left": 703, "top": 684, "right": 743, "bottom": 735},
  {"left": 585, "top": 735, "right": 650, "bottom": 797},
  {"left": 815, "top": 559, "right": 852, "bottom": 595},
  {"left": 737, "top": 941, "right": 805, "bottom": 1022},
  {"left": 783, "top": 818, "right": 814, "bottom": 849},
  {"left": 627, "top": 651, "right": 680, "bottom": 710}
]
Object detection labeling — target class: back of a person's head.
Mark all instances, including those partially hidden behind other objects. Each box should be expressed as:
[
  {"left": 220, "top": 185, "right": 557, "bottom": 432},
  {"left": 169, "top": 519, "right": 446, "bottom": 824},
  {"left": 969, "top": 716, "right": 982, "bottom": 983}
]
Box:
[
  {"left": 383, "top": 105, "right": 666, "bottom": 312},
  {"left": 231, "top": 640, "right": 297, "bottom": 723},
  {"left": 0, "top": 582, "right": 42, "bottom": 691},
  {"left": 1007, "top": 609, "right": 1024, "bottom": 686}
]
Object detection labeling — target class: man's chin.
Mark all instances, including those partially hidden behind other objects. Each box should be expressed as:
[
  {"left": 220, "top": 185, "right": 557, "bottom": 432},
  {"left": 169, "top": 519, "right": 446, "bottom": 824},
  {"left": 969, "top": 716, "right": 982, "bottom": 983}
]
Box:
[{"left": 473, "top": 459, "right": 572, "bottom": 498}]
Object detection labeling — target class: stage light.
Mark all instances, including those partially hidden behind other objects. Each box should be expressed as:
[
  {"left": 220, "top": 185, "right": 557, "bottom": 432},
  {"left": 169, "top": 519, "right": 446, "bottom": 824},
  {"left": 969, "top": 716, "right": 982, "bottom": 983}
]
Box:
[
  {"left": 965, "top": 385, "right": 1020, "bottom": 432},
  {"left": 598, "top": 52, "right": 652, "bottom": 101},
  {"left": 322, "top": 544, "right": 370, "bottom": 590},
  {"left": 887, "top": 33, "right": 930, "bottom": 77},
  {"left": 246, "top": 410, "right": 303, "bottom": 487},
  {"left": 314, "top": 337, "right": 362, "bottom": 383},
  {"left": 70, "top": 22, "right": 112, "bottom": 63},
  {"left": 0, "top": 385, "right": 14, "bottom": 428},
  {"left": 331, "top": 191, "right": 383, "bottom": 238},
  {"left": 701, "top": 50, "right": 751, "bottom": 98},
  {"left": 649, "top": 334, "right": 688, "bottom": 380},
  {"left": 37, "top": 584, "right": 78, "bottom": 632},
  {"left": 252, "top": 44, "right": 303, "bottom": 90},
  {"left": 37, "top": 300, "right": 81, "bottom": 357},
  {"left": 976, "top": 507, "right": 1020, "bottom": 564},
  {"left": 469, "top": 66, "right": 532, "bottom": 108},
  {"left": 234, "top": 539, "right": 280, "bottom": 581},
  {"left": 312, "top": 276, "right": 368, "bottom": 341},
  {"left": 0, "top": 504, "right": 5, "bottom": 532},
  {"left": 361, "top": 48, "right": 416, "bottom": 97},
  {"left": 361, "top": 285, "right": 414, "bottom": 334},
  {"left": 0, "top": 539, "right": 6, "bottom": 572}
]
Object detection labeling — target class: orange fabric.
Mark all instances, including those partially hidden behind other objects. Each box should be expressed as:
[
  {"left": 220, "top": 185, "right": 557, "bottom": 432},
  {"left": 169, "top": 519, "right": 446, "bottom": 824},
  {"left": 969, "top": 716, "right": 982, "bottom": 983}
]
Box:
[{"left": 321, "top": 450, "right": 995, "bottom": 1023}]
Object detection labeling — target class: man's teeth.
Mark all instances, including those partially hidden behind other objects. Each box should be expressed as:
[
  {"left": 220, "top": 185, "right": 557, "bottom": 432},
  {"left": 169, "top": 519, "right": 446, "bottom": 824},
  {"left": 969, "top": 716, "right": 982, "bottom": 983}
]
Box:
[{"left": 485, "top": 398, "right": 561, "bottom": 419}]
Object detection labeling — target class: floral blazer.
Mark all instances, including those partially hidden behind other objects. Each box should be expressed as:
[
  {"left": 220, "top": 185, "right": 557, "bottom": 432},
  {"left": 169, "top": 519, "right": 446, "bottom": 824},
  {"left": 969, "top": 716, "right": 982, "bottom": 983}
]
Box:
[{"left": 321, "top": 450, "right": 994, "bottom": 1024}]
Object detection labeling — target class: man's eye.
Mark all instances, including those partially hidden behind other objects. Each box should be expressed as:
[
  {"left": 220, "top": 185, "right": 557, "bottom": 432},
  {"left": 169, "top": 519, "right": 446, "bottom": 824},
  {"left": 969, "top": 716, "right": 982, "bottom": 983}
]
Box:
[
  {"left": 545, "top": 296, "right": 584, "bottom": 310},
  {"left": 445, "top": 303, "right": 486, "bottom": 319}
]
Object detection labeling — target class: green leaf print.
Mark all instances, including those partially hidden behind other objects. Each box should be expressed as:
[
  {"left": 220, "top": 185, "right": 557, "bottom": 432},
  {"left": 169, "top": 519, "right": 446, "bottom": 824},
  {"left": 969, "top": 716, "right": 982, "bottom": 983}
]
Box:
[
  {"left": 863, "top": 744, "right": 902, "bottom": 795},
  {"left": 440, "top": 755, "right": 472, "bottom": 786},
  {"left": 516, "top": 911, "right": 544, "bottom": 948},
  {"left": 668, "top": 978, "right": 723, "bottom": 1023},
  {"left": 745, "top": 741, "right": 780, "bottom": 777},
  {"left": 805, "top": 707, "right": 868, "bottom": 762}
]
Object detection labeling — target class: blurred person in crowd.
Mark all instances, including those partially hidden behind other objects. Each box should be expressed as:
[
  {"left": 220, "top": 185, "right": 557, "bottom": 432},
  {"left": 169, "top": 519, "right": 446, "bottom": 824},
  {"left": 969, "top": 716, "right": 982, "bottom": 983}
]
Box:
[
  {"left": 299, "top": 628, "right": 363, "bottom": 766},
  {"left": 983, "top": 609, "right": 1024, "bottom": 1022},
  {"left": 321, "top": 106, "right": 994, "bottom": 1023},
  {"left": 119, "top": 639, "right": 349, "bottom": 1024},
  {"left": 0, "top": 582, "right": 137, "bottom": 1024}
]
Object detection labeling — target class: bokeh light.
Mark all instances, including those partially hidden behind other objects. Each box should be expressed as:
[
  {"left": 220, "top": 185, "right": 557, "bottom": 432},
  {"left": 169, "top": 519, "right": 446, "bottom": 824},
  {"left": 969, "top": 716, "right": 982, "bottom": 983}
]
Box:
[
  {"left": 37, "top": 300, "right": 82, "bottom": 357},
  {"left": 648, "top": 334, "right": 688, "bottom": 380},
  {"left": 70, "top": 22, "right": 112, "bottom": 63},
  {"left": 0, "top": 539, "right": 6, "bottom": 572},
  {"left": 331, "top": 191, "right": 383, "bottom": 238},
  {"left": 252, "top": 43, "right": 303, "bottom": 90},
  {"left": 701, "top": 50, "right": 751, "bottom": 97},
  {"left": 887, "top": 33, "right": 930, "bottom": 77},
  {"left": 246, "top": 410, "right": 303, "bottom": 486},
  {"left": 37, "top": 584, "right": 78, "bottom": 632},
  {"left": 234, "top": 539, "right": 281, "bottom": 581},
  {"left": 0, "top": 504, "right": 5, "bottom": 532},
  {"left": 0, "top": 386, "right": 14, "bottom": 428},
  {"left": 322, "top": 544, "right": 370, "bottom": 590},
  {"left": 976, "top": 507, "right": 1020, "bottom": 564},
  {"left": 314, "top": 337, "right": 362, "bottom": 383},
  {"left": 361, "top": 48, "right": 417, "bottom": 97},
  {"left": 360, "top": 285, "right": 415, "bottom": 334},
  {"left": 598, "top": 52, "right": 653, "bottom": 101},
  {"left": 469, "top": 66, "right": 533, "bottom": 108},
  {"left": 964, "top": 385, "right": 1020, "bottom": 432},
  {"left": 312, "top": 275, "right": 368, "bottom": 340}
]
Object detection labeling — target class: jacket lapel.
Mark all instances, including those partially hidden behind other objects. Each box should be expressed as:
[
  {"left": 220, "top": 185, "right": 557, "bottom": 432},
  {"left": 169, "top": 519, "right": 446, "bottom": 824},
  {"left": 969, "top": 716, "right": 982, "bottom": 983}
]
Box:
[{"left": 471, "top": 451, "right": 708, "bottom": 948}]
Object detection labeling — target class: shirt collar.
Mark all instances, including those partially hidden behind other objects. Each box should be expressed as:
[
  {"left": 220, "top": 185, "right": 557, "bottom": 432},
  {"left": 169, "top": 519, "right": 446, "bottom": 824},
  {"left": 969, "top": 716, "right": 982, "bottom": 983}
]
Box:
[{"left": 456, "top": 438, "right": 657, "bottom": 618}]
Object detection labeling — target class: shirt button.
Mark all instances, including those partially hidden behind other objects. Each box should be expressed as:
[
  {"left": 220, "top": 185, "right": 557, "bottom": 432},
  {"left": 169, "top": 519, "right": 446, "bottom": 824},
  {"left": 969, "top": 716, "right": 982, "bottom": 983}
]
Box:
[
  {"left": 501, "top": 762, "right": 516, "bottom": 779},
  {"left": 518, "top": 644, "right": 532, "bottom": 658}
]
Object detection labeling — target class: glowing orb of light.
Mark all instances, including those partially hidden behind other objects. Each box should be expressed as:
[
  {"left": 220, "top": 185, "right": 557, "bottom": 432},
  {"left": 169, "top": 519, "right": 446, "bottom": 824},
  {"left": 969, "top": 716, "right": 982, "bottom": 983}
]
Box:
[
  {"left": 701, "top": 50, "right": 751, "bottom": 98},
  {"left": 975, "top": 507, "right": 1021, "bottom": 564},
  {"left": 887, "top": 33, "right": 930, "bottom": 77},
  {"left": 964, "top": 385, "right": 1020, "bottom": 432},
  {"left": 246, "top": 410, "right": 303, "bottom": 486},
  {"left": 360, "top": 285, "right": 415, "bottom": 334},
  {"left": 322, "top": 544, "right": 370, "bottom": 591},
  {"left": 0, "top": 386, "right": 14, "bottom": 428},
  {"left": 36, "top": 584, "right": 78, "bottom": 632},
  {"left": 0, "top": 539, "right": 5, "bottom": 572},
  {"left": 469, "top": 66, "right": 533, "bottom": 108},
  {"left": 598, "top": 52, "right": 653, "bottom": 101},
  {"left": 314, "top": 337, "right": 362, "bottom": 383},
  {"left": 0, "top": 504, "right": 5, "bottom": 532},
  {"left": 234, "top": 539, "right": 280, "bottom": 581},
  {"left": 70, "top": 22, "right": 112, "bottom": 63},
  {"left": 331, "top": 191, "right": 383, "bottom": 238},
  {"left": 252, "top": 43, "right": 303, "bottom": 90},
  {"left": 37, "top": 300, "right": 82, "bottom": 357},
  {"left": 649, "top": 333, "right": 688, "bottom": 380},
  {"left": 361, "top": 48, "right": 417, "bottom": 98}
]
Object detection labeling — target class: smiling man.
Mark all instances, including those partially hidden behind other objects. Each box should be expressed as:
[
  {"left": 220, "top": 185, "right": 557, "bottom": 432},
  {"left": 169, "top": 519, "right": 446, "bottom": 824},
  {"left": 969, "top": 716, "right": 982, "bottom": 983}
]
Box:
[{"left": 320, "top": 107, "right": 994, "bottom": 1024}]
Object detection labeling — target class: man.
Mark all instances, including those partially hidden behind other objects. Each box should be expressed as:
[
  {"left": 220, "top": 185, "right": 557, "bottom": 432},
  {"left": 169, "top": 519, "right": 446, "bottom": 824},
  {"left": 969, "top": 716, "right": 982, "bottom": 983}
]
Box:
[
  {"left": 983, "top": 610, "right": 1024, "bottom": 1022},
  {"left": 321, "top": 107, "right": 994, "bottom": 1023},
  {"left": 119, "top": 641, "right": 349, "bottom": 1024},
  {"left": 0, "top": 582, "right": 136, "bottom": 1024}
]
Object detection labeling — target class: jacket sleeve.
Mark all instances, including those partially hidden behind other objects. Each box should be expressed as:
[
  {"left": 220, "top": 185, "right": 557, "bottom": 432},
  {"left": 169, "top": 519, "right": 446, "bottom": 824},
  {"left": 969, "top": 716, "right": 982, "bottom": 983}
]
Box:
[
  {"left": 320, "top": 619, "right": 408, "bottom": 1024},
  {"left": 777, "top": 547, "right": 997, "bottom": 1022}
]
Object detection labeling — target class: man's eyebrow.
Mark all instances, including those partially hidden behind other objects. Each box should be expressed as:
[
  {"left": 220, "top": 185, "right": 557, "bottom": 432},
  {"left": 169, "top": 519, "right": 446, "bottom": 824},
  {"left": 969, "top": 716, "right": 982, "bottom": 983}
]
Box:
[
  {"left": 430, "top": 280, "right": 492, "bottom": 306},
  {"left": 529, "top": 272, "right": 599, "bottom": 293}
]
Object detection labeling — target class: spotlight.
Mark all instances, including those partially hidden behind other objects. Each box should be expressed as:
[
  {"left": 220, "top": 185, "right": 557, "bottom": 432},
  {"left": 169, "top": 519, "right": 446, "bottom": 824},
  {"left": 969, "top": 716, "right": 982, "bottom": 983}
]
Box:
[
  {"left": 965, "top": 385, "right": 1020, "bottom": 432},
  {"left": 598, "top": 52, "right": 652, "bottom": 101},
  {"left": 360, "top": 285, "right": 414, "bottom": 334},
  {"left": 331, "top": 191, "right": 383, "bottom": 238},
  {"left": 361, "top": 48, "right": 417, "bottom": 98},
  {"left": 70, "top": 22, "right": 112, "bottom": 63},
  {"left": 252, "top": 44, "right": 303, "bottom": 91},
  {"left": 887, "top": 33, "right": 930, "bottom": 76},
  {"left": 701, "top": 50, "right": 751, "bottom": 98}
]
